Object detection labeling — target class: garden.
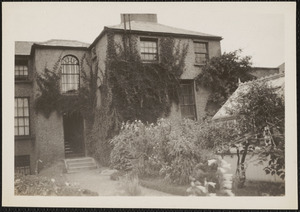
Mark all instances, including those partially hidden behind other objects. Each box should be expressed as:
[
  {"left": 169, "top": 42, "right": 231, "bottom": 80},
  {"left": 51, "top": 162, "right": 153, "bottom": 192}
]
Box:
[{"left": 26, "top": 33, "right": 285, "bottom": 196}]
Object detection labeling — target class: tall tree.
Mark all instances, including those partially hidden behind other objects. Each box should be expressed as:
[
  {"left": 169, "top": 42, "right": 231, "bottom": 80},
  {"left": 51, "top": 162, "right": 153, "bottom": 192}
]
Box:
[{"left": 196, "top": 50, "right": 253, "bottom": 116}]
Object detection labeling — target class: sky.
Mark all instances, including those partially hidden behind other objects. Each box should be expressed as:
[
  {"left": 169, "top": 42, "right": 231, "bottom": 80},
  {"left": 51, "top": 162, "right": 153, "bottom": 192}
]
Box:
[{"left": 4, "top": 2, "right": 287, "bottom": 67}]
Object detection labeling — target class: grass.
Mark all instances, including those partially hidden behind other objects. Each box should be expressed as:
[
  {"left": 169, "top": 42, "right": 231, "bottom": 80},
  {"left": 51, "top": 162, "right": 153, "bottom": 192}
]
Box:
[
  {"left": 15, "top": 160, "right": 98, "bottom": 196},
  {"left": 234, "top": 180, "right": 285, "bottom": 196},
  {"left": 140, "top": 176, "right": 284, "bottom": 196},
  {"left": 140, "top": 177, "right": 188, "bottom": 196}
]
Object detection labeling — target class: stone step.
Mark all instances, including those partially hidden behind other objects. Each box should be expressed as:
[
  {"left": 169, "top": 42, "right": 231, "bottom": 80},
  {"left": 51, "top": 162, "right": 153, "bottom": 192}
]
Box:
[
  {"left": 64, "top": 157, "right": 98, "bottom": 173},
  {"left": 68, "top": 161, "right": 96, "bottom": 168},
  {"left": 67, "top": 165, "right": 98, "bottom": 173}
]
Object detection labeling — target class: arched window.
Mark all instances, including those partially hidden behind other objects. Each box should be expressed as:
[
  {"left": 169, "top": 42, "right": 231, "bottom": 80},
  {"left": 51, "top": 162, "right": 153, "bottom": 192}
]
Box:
[{"left": 61, "top": 55, "right": 80, "bottom": 93}]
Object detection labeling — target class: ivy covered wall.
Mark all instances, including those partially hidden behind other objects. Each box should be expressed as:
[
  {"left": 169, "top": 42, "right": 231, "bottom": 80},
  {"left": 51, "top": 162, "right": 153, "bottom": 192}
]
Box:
[{"left": 33, "top": 48, "right": 89, "bottom": 166}]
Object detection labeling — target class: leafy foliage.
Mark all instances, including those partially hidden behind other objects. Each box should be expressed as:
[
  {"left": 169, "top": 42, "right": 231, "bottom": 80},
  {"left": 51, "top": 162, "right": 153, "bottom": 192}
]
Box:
[
  {"left": 196, "top": 49, "right": 253, "bottom": 109},
  {"left": 90, "top": 32, "right": 189, "bottom": 165},
  {"left": 220, "top": 81, "right": 285, "bottom": 183},
  {"left": 236, "top": 81, "right": 285, "bottom": 180},
  {"left": 15, "top": 174, "right": 98, "bottom": 196},
  {"left": 35, "top": 54, "right": 98, "bottom": 120},
  {"left": 110, "top": 119, "right": 219, "bottom": 185},
  {"left": 106, "top": 32, "right": 188, "bottom": 123}
]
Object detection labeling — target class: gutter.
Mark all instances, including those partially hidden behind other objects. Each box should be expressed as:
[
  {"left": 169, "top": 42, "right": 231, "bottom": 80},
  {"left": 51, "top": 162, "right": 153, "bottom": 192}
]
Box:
[
  {"left": 88, "top": 26, "right": 223, "bottom": 49},
  {"left": 30, "top": 43, "right": 89, "bottom": 56}
]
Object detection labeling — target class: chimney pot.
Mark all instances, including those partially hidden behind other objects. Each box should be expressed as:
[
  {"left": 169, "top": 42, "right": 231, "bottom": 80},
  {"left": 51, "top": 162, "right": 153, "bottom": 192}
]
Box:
[{"left": 121, "top": 14, "right": 157, "bottom": 23}]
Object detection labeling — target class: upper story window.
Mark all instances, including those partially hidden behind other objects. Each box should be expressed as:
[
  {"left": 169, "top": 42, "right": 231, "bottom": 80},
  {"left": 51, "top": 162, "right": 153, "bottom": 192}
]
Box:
[
  {"left": 179, "top": 81, "right": 197, "bottom": 120},
  {"left": 140, "top": 38, "right": 158, "bottom": 62},
  {"left": 61, "top": 55, "right": 80, "bottom": 93},
  {"left": 15, "top": 60, "right": 29, "bottom": 80},
  {"left": 194, "top": 42, "right": 208, "bottom": 65},
  {"left": 15, "top": 97, "right": 30, "bottom": 136}
]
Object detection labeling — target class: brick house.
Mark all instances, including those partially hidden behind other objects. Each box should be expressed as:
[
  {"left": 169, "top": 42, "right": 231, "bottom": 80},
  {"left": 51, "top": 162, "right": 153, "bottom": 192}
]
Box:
[{"left": 14, "top": 14, "right": 222, "bottom": 174}]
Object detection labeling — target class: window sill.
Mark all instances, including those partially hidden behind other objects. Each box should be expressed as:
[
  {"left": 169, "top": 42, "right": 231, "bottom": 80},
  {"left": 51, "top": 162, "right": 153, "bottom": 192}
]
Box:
[{"left": 15, "top": 135, "right": 35, "bottom": 141}]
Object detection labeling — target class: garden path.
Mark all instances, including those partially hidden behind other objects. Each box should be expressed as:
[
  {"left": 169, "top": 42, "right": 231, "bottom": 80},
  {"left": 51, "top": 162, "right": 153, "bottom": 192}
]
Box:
[{"left": 65, "top": 168, "right": 173, "bottom": 196}]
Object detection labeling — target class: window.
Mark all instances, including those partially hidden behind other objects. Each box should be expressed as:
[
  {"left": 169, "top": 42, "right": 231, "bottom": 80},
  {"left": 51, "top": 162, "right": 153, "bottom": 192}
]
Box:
[
  {"left": 61, "top": 55, "right": 80, "bottom": 93},
  {"left": 15, "top": 98, "right": 30, "bottom": 136},
  {"left": 194, "top": 42, "right": 208, "bottom": 65},
  {"left": 140, "top": 38, "right": 158, "bottom": 62},
  {"left": 15, "top": 60, "right": 28, "bottom": 80},
  {"left": 179, "top": 81, "right": 197, "bottom": 120},
  {"left": 15, "top": 155, "right": 31, "bottom": 175}
]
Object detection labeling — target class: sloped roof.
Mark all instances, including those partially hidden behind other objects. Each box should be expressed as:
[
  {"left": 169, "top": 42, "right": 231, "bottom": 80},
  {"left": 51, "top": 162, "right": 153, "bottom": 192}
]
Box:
[
  {"left": 212, "top": 73, "right": 285, "bottom": 121},
  {"left": 15, "top": 41, "right": 35, "bottom": 55},
  {"left": 15, "top": 40, "right": 90, "bottom": 56},
  {"left": 106, "top": 21, "right": 222, "bottom": 39},
  {"left": 36, "top": 39, "right": 90, "bottom": 48}
]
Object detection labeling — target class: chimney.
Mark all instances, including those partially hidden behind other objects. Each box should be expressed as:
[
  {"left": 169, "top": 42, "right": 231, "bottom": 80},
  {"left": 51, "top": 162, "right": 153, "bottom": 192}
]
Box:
[{"left": 120, "top": 14, "right": 157, "bottom": 23}]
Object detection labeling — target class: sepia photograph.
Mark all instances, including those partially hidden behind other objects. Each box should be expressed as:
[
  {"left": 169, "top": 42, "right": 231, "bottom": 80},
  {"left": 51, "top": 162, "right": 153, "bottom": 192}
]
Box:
[{"left": 2, "top": 2, "right": 297, "bottom": 209}]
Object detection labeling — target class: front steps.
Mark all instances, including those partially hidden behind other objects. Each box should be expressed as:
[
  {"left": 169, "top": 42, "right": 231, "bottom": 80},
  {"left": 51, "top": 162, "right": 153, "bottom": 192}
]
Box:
[
  {"left": 64, "top": 157, "right": 98, "bottom": 173},
  {"left": 64, "top": 141, "right": 84, "bottom": 158}
]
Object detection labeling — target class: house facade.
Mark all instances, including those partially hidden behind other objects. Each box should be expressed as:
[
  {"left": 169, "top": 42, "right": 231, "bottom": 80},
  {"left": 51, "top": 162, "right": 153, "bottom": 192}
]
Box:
[{"left": 15, "top": 14, "right": 222, "bottom": 174}]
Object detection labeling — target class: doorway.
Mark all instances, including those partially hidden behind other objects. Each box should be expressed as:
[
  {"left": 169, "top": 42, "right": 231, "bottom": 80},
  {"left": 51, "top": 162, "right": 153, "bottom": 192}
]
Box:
[{"left": 63, "top": 112, "right": 85, "bottom": 158}]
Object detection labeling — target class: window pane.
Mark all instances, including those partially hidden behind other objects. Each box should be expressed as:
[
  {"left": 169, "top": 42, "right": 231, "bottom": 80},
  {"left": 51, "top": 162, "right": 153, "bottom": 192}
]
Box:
[
  {"left": 18, "top": 118, "right": 24, "bottom": 126},
  {"left": 23, "top": 99, "right": 28, "bottom": 107},
  {"left": 179, "top": 82, "right": 196, "bottom": 120},
  {"left": 24, "top": 118, "right": 29, "bottom": 126},
  {"left": 140, "top": 39, "right": 158, "bottom": 61},
  {"left": 195, "top": 54, "right": 207, "bottom": 64},
  {"left": 19, "top": 127, "right": 24, "bottom": 136},
  {"left": 24, "top": 107, "right": 29, "bottom": 116},
  {"left": 15, "top": 127, "right": 18, "bottom": 136},
  {"left": 24, "top": 127, "right": 29, "bottom": 135},
  {"left": 18, "top": 98, "right": 23, "bottom": 107},
  {"left": 194, "top": 42, "right": 207, "bottom": 53},
  {"left": 61, "top": 56, "right": 80, "bottom": 93},
  {"left": 18, "top": 108, "right": 23, "bottom": 116}
]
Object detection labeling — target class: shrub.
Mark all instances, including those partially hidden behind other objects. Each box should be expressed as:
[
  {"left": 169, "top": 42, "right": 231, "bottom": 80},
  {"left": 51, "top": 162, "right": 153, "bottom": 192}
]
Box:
[
  {"left": 14, "top": 174, "right": 98, "bottom": 196},
  {"left": 110, "top": 118, "right": 230, "bottom": 185},
  {"left": 120, "top": 171, "right": 142, "bottom": 196}
]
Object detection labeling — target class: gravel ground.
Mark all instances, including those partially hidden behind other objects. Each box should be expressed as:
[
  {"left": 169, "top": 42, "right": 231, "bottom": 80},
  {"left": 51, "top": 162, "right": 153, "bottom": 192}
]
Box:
[{"left": 65, "top": 168, "right": 172, "bottom": 196}]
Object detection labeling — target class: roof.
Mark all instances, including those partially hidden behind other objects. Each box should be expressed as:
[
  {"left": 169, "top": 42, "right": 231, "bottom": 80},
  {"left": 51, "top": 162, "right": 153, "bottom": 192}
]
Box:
[
  {"left": 212, "top": 73, "right": 285, "bottom": 121},
  {"left": 36, "top": 39, "right": 90, "bottom": 48},
  {"left": 15, "top": 40, "right": 90, "bottom": 56},
  {"left": 15, "top": 41, "right": 35, "bottom": 55},
  {"left": 278, "top": 62, "right": 285, "bottom": 73},
  {"left": 248, "top": 67, "right": 279, "bottom": 79},
  {"left": 90, "top": 20, "right": 222, "bottom": 48},
  {"left": 106, "top": 21, "right": 222, "bottom": 39}
]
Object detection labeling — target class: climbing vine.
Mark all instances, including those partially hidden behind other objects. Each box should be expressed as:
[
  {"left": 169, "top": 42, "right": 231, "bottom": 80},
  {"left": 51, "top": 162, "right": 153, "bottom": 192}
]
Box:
[
  {"left": 35, "top": 53, "right": 98, "bottom": 121},
  {"left": 35, "top": 32, "right": 189, "bottom": 165},
  {"left": 106, "top": 31, "right": 188, "bottom": 123},
  {"left": 90, "top": 31, "right": 189, "bottom": 165}
]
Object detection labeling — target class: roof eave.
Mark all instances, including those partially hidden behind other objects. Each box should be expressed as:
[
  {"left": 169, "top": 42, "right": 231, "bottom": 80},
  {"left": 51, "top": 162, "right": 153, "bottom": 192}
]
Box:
[
  {"left": 106, "top": 28, "right": 223, "bottom": 40},
  {"left": 89, "top": 27, "right": 222, "bottom": 48},
  {"left": 88, "top": 27, "right": 108, "bottom": 49},
  {"left": 30, "top": 43, "right": 88, "bottom": 56}
]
